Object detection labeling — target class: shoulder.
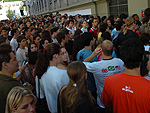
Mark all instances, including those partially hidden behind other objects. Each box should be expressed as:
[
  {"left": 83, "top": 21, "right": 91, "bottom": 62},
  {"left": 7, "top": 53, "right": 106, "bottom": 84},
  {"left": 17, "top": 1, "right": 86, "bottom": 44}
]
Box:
[
  {"left": 113, "top": 58, "right": 124, "bottom": 62},
  {"left": 105, "top": 73, "right": 122, "bottom": 82},
  {"left": 25, "top": 47, "right": 28, "bottom": 51}
]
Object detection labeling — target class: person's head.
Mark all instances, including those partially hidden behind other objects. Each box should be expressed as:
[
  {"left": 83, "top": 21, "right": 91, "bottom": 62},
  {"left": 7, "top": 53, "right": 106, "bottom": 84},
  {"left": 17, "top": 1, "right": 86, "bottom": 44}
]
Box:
[
  {"left": 125, "top": 17, "right": 135, "bottom": 28},
  {"left": 101, "top": 40, "right": 113, "bottom": 56},
  {"left": 1, "top": 27, "right": 8, "bottom": 37},
  {"left": 68, "top": 31, "right": 74, "bottom": 40},
  {"left": 89, "top": 15, "right": 94, "bottom": 20},
  {"left": 67, "top": 61, "right": 87, "bottom": 85},
  {"left": 96, "top": 16, "right": 101, "bottom": 24},
  {"left": 132, "top": 14, "right": 139, "bottom": 21},
  {"left": 72, "top": 35, "right": 84, "bottom": 61},
  {"left": 144, "top": 8, "right": 150, "bottom": 17},
  {"left": 123, "top": 17, "right": 135, "bottom": 35},
  {"left": 33, "top": 35, "right": 41, "bottom": 45},
  {"left": 11, "top": 23, "right": 16, "bottom": 29},
  {"left": 61, "top": 16, "right": 66, "bottom": 23},
  {"left": 63, "top": 61, "right": 94, "bottom": 111},
  {"left": 26, "top": 20, "right": 31, "bottom": 28},
  {"left": 0, "top": 37, "right": 10, "bottom": 45},
  {"left": 5, "top": 86, "right": 36, "bottom": 113},
  {"left": 34, "top": 28, "right": 42, "bottom": 37},
  {"left": 82, "top": 20, "right": 88, "bottom": 28},
  {"left": 74, "top": 29, "right": 82, "bottom": 37},
  {"left": 81, "top": 32, "right": 94, "bottom": 47},
  {"left": 60, "top": 46, "right": 68, "bottom": 63},
  {"left": 99, "top": 23, "right": 108, "bottom": 33},
  {"left": 120, "top": 13, "right": 128, "bottom": 22},
  {"left": 91, "top": 18, "right": 98, "bottom": 28},
  {"left": 55, "top": 22, "right": 60, "bottom": 28},
  {"left": 68, "top": 20, "right": 74, "bottom": 29},
  {"left": 28, "top": 42, "right": 38, "bottom": 53},
  {"left": 22, "top": 27, "right": 31, "bottom": 37},
  {"left": 143, "top": 8, "right": 150, "bottom": 24},
  {"left": 114, "top": 21, "right": 125, "bottom": 31},
  {"left": 120, "top": 38, "right": 144, "bottom": 69},
  {"left": 19, "top": 21, "right": 24, "bottom": 30},
  {"left": 56, "top": 32, "right": 68, "bottom": 45},
  {"left": 0, "top": 44, "right": 18, "bottom": 74},
  {"left": 101, "top": 16, "right": 107, "bottom": 23},
  {"left": 35, "top": 43, "right": 61, "bottom": 78},
  {"left": 107, "top": 19, "right": 112, "bottom": 27},
  {"left": 17, "top": 35, "right": 27, "bottom": 48},
  {"left": 101, "top": 32, "right": 112, "bottom": 41},
  {"left": 11, "top": 29, "right": 19, "bottom": 38},
  {"left": 50, "top": 27, "right": 59, "bottom": 37},
  {"left": 40, "top": 38, "right": 50, "bottom": 49},
  {"left": 61, "top": 28, "right": 69, "bottom": 39},
  {"left": 134, "top": 20, "right": 141, "bottom": 30}
]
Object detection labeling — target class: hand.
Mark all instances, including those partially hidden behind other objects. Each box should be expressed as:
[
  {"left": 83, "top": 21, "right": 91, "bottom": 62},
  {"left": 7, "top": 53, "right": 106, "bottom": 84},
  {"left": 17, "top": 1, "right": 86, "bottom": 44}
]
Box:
[
  {"left": 19, "top": 64, "right": 26, "bottom": 74},
  {"left": 93, "top": 47, "right": 102, "bottom": 56}
]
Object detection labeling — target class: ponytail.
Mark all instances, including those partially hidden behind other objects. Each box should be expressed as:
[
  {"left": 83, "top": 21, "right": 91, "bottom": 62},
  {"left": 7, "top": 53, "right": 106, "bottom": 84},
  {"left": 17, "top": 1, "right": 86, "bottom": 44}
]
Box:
[{"left": 123, "top": 26, "right": 128, "bottom": 35}]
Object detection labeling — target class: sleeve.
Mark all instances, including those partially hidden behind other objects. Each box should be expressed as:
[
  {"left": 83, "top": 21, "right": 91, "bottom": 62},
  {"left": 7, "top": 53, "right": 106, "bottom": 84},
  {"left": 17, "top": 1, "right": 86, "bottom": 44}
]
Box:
[
  {"left": 83, "top": 62, "right": 98, "bottom": 74},
  {"left": 76, "top": 51, "right": 82, "bottom": 61},
  {"left": 10, "top": 40, "right": 15, "bottom": 51},
  {"left": 100, "top": 78, "right": 112, "bottom": 107}
]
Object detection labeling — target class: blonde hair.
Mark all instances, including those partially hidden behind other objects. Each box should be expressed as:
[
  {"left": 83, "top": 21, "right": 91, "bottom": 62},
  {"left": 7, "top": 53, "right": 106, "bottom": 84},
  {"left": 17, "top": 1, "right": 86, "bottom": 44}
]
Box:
[
  {"left": 123, "top": 17, "right": 134, "bottom": 35},
  {"left": 5, "top": 86, "right": 36, "bottom": 113}
]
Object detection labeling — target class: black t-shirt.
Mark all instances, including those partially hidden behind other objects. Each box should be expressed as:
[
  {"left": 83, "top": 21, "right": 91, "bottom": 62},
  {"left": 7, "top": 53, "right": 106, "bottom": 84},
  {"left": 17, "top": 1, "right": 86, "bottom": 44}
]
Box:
[{"left": 115, "top": 30, "right": 139, "bottom": 57}]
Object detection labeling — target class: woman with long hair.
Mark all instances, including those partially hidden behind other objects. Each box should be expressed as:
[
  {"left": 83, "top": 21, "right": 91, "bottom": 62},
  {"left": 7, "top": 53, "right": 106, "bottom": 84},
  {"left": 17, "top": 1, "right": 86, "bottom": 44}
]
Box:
[
  {"left": 35, "top": 43, "right": 69, "bottom": 113},
  {"left": 58, "top": 61, "right": 96, "bottom": 113},
  {"left": 33, "top": 35, "right": 41, "bottom": 50},
  {"left": 140, "top": 8, "right": 150, "bottom": 35},
  {"left": 5, "top": 86, "right": 36, "bottom": 113}
]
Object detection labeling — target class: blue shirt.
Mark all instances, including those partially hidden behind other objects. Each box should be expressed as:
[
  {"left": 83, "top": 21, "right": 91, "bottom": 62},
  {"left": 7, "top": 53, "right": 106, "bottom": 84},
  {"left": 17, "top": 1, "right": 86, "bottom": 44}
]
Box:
[{"left": 77, "top": 48, "right": 98, "bottom": 62}]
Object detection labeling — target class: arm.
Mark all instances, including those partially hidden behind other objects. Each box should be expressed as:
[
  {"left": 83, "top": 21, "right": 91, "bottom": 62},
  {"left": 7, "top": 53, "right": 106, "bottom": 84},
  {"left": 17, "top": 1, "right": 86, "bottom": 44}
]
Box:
[
  {"left": 15, "top": 65, "right": 26, "bottom": 81},
  {"left": 84, "top": 47, "right": 102, "bottom": 62}
]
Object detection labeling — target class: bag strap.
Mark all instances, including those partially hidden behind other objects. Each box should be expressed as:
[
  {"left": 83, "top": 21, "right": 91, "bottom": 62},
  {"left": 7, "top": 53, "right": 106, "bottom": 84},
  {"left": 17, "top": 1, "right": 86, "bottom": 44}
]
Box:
[
  {"left": 38, "top": 77, "right": 40, "bottom": 99},
  {"left": 59, "top": 85, "right": 67, "bottom": 113},
  {"left": 112, "top": 34, "right": 119, "bottom": 42},
  {"left": 91, "top": 28, "right": 94, "bottom": 32}
]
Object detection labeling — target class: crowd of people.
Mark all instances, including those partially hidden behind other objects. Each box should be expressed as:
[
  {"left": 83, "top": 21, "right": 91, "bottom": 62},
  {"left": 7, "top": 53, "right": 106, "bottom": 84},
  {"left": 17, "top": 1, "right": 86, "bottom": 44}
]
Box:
[{"left": 0, "top": 7, "right": 150, "bottom": 113}]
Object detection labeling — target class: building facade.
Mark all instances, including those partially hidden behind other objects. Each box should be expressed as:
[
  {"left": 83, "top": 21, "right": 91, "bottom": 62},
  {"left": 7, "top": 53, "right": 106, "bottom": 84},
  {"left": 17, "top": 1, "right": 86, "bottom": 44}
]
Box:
[
  {"left": 27, "top": 0, "right": 150, "bottom": 20},
  {"left": 0, "top": 0, "right": 23, "bottom": 20}
]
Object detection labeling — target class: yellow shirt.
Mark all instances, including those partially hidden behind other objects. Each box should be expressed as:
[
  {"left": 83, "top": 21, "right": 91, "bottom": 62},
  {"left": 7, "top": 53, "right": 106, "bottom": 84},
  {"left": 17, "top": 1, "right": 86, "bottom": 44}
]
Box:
[{"left": 98, "top": 32, "right": 102, "bottom": 38}]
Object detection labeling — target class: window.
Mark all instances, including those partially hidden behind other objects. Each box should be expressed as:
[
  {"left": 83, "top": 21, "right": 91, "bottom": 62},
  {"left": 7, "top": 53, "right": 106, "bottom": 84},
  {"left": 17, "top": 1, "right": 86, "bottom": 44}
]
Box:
[{"left": 109, "top": 0, "right": 128, "bottom": 16}]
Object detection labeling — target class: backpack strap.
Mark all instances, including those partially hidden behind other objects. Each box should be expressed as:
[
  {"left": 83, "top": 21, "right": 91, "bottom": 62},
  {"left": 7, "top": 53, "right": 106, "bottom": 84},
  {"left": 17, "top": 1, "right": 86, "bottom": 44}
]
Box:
[{"left": 90, "top": 28, "right": 94, "bottom": 32}]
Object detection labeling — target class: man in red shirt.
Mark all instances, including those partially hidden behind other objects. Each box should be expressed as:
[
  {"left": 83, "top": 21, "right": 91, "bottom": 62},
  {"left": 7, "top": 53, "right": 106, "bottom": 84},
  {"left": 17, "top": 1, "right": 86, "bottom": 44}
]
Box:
[
  {"left": 101, "top": 38, "right": 150, "bottom": 113},
  {"left": 89, "top": 18, "right": 99, "bottom": 39}
]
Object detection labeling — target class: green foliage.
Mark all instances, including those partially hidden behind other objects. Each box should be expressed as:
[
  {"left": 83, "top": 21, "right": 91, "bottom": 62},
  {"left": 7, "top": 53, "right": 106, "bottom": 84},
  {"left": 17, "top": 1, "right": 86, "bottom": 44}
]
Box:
[
  {"left": 19, "top": 5, "right": 23, "bottom": 10},
  {"left": 6, "top": 7, "right": 15, "bottom": 19}
]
